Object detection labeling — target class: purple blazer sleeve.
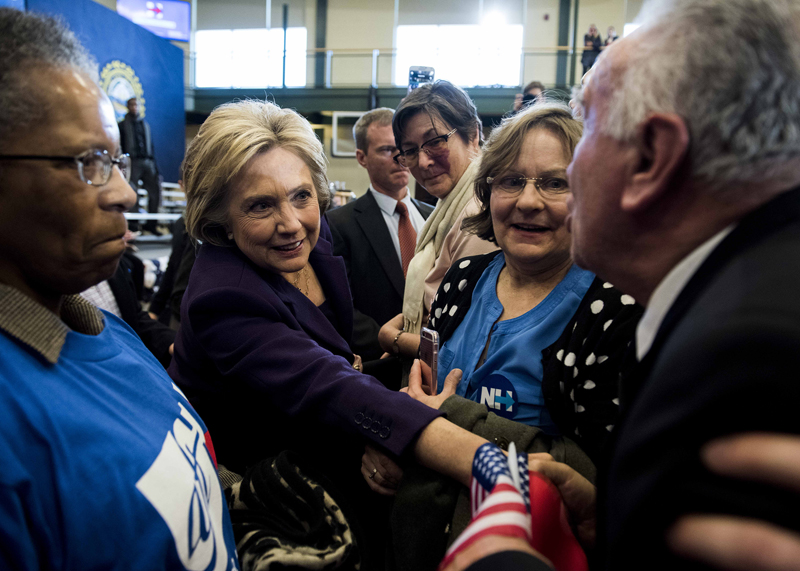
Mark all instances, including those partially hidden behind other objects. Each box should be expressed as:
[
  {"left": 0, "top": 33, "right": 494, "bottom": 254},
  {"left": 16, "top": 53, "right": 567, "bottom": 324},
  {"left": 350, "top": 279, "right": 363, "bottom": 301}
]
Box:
[{"left": 169, "top": 236, "right": 441, "bottom": 457}]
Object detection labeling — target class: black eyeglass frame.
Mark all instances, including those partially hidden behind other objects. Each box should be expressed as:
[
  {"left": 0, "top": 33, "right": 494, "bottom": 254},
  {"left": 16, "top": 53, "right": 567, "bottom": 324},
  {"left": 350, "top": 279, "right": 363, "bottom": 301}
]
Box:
[
  {"left": 393, "top": 128, "right": 458, "bottom": 166},
  {"left": 0, "top": 150, "right": 131, "bottom": 186}
]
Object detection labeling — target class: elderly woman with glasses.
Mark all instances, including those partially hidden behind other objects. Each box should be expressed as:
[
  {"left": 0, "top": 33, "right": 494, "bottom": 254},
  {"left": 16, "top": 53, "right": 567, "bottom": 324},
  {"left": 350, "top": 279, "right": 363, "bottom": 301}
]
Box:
[
  {"left": 377, "top": 80, "right": 497, "bottom": 367},
  {"left": 389, "top": 102, "right": 642, "bottom": 569}
]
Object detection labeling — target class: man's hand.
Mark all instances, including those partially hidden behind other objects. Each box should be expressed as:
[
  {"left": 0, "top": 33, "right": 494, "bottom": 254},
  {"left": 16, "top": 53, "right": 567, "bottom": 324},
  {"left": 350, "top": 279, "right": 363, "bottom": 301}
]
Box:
[
  {"left": 402, "top": 359, "right": 461, "bottom": 410},
  {"left": 361, "top": 444, "right": 403, "bottom": 496},
  {"left": 528, "top": 453, "right": 597, "bottom": 549},
  {"left": 667, "top": 434, "right": 800, "bottom": 571}
]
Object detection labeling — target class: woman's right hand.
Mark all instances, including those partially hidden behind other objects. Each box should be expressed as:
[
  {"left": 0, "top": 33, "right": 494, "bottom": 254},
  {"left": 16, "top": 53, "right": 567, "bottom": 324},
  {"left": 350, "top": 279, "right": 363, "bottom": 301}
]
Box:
[{"left": 402, "top": 359, "right": 461, "bottom": 410}]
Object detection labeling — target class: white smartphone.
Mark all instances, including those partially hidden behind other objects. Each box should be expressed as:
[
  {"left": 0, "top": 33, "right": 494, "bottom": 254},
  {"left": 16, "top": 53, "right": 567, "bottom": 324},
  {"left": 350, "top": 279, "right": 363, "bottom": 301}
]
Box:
[{"left": 419, "top": 327, "right": 439, "bottom": 396}]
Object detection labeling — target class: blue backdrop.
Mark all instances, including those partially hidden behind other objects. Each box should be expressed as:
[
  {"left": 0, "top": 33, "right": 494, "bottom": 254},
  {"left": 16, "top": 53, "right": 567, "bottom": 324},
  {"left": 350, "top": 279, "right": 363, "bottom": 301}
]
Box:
[{"left": 23, "top": 0, "right": 185, "bottom": 182}]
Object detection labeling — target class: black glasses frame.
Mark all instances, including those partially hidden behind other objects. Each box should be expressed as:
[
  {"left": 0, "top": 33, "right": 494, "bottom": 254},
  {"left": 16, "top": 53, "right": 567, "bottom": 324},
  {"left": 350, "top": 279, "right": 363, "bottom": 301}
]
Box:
[
  {"left": 0, "top": 150, "right": 131, "bottom": 186},
  {"left": 393, "top": 128, "right": 458, "bottom": 166}
]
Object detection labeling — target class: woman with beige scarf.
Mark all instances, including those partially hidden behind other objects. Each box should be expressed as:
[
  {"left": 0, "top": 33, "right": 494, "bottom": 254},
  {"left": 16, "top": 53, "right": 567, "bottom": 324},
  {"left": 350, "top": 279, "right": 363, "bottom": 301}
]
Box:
[{"left": 377, "top": 81, "right": 497, "bottom": 367}]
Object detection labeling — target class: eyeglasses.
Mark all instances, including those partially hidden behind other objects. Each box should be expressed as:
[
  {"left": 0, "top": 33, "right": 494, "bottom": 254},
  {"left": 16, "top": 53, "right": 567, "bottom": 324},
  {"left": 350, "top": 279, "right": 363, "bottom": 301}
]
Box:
[
  {"left": 393, "top": 128, "right": 457, "bottom": 167},
  {"left": 0, "top": 150, "right": 131, "bottom": 186},
  {"left": 486, "top": 175, "right": 570, "bottom": 197}
]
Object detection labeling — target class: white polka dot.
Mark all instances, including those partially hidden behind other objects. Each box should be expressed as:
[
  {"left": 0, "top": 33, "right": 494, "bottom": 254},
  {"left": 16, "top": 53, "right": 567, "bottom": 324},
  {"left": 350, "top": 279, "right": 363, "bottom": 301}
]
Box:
[
  {"left": 603, "top": 282, "right": 613, "bottom": 288},
  {"left": 430, "top": 318, "right": 436, "bottom": 327},
  {"left": 459, "top": 259, "right": 471, "bottom": 269},
  {"left": 564, "top": 352, "right": 576, "bottom": 367},
  {"left": 586, "top": 353, "right": 596, "bottom": 366},
  {"left": 442, "top": 304, "right": 448, "bottom": 315},
  {"left": 576, "top": 405, "right": 586, "bottom": 413},
  {"left": 574, "top": 427, "right": 580, "bottom": 436},
  {"left": 606, "top": 425, "right": 615, "bottom": 432},
  {"left": 583, "top": 380, "right": 596, "bottom": 389},
  {"left": 591, "top": 300, "right": 604, "bottom": 314},
  {"left": 573, "top": 367, "right": 579, "bottom": 378},
  {"left": 443, "top": 282, "right": 451, "bottom": 293},
  {"left": 573, "top": 322, "right": 578, "bottom": 332},
  {"left": 458, "top": 279, "right": 468, "bottom": 291},
  {"left": 603, "top": 319, "right": 613, "bottom": 331},
  {"left": 597, "top": 355, "right": 608, "bottom": 364},
  {"left": 556, "top": 349, "right": 564, "bottom": 361},
  {"left": 435, "top": 307, "right": 442, "bottom": 319},
  {"left": 449, "top": 305, "right": 458, "bottom": 316},
  {"left": 569, "top": 389, "right": 575, "bottom": 401},
  {"left": 620, "top": 294, "right": 635, "bottom": 305},
  {"left": 612, "top": 398, "right": 619, "bottom": 405},
  {"left": 435, "top": 293, "right": 439, "bottom": 301}
]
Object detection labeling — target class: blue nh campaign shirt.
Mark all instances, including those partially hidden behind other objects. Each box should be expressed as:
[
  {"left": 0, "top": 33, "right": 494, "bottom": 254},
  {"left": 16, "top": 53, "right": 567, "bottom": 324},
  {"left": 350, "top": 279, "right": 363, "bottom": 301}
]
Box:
[{"left": 437, "top": 253, "right": 594, "bottom": 433}]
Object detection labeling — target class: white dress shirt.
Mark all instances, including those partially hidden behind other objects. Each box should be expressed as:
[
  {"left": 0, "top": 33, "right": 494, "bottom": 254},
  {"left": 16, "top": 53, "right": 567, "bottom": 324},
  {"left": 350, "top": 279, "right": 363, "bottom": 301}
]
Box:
[
  {"left": 369, "top": 186, "right": 426, "bottom": 264},
  {"left": 636, "top": 225, "right": 734, "bottom": 361}
]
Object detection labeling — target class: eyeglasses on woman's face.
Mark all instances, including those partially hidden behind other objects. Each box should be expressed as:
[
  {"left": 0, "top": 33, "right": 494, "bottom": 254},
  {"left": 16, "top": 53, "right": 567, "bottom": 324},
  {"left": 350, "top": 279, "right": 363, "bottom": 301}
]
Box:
[
  {"left": 0, "top": 149, "right": 131, "bottom": 186},
  {"left": 393, "top": 128, "right": 458, "bottom": 167},
  {"left": 487, "top": 174, "right": 570, "bottom": 198}
]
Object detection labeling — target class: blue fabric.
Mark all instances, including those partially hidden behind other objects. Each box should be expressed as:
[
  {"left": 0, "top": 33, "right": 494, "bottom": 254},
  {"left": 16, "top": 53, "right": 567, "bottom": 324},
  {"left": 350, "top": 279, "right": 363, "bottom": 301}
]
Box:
[
  {"left": 437, "top": 253, "right": 594, "bottom": 433},
  {"left": 0, "top": 313, "right": 239, "bottom": 570}
]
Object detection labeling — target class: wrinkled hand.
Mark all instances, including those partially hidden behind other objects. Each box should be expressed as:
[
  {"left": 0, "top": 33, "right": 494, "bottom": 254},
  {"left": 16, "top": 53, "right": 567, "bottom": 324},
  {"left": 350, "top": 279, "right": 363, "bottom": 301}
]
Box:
[
  {"left": 667, "top": 433, "right": 800, "bottom": 571},
  {"left": 378, "top": 313, "right": 405, "bottom": 354},
  {"left": 401, "top": 359, "right": 461, "bottom": 410},
  {"left": 361, "top": 444, "right": 403, "bottom": 496},
  {"left": 528, "top": 453, "right": 597, "bottom": 549}
]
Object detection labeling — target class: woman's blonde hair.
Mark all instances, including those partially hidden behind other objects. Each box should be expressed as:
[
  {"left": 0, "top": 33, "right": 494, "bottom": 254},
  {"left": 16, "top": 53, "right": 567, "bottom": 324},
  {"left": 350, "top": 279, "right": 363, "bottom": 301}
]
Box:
[
  {"left": 463, "top": 101, "right": 582, "bottom": 243},
  {"left": 183, "top": 100, "right": 330, "bottom": 246}
]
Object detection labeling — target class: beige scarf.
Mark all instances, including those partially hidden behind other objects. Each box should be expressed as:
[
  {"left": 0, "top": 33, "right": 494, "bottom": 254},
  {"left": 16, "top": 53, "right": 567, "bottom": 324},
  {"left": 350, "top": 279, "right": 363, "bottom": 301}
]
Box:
[{"left": 402, "top": 159, "right": 480, "bottom": 335}]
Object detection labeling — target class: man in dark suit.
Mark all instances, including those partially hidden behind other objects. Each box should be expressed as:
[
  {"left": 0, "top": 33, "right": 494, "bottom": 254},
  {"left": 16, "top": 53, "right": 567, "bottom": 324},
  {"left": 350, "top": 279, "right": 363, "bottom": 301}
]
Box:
[
  {"left": 327, "top": 108, "right": 433, "bottom": 361},
  {"left": 549, "top": 0, "right": 800, "bottom": 569},
  {"left": 119, "top": 97, "right": 161, "bottom": 233}
]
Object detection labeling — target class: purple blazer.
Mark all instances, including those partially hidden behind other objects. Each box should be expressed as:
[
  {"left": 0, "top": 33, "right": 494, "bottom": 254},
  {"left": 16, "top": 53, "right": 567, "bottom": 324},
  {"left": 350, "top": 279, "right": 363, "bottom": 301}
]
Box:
[{"left": 168, "top": 220, "right": 441, "bottom": 472}]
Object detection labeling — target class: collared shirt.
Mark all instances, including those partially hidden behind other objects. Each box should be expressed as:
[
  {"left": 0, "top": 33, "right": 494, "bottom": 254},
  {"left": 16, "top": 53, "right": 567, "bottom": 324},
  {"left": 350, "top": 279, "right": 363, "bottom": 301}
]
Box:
[
  {"left": 636, "top": 226, "right": 734, "bottom": 361},
  {"left": 0, "top": 284, "right": 104, "bottom": 364},
  {"left": 369, "top": 186, "right": 426, "bottom": 264},
  {"left": 80, "top": 280, "right": 122, "bottom": 319}
]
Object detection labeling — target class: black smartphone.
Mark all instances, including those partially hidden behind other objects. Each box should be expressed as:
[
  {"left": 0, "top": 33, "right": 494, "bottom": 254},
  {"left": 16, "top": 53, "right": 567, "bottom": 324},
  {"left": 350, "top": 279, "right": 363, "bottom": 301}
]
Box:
[{"left": 408, "top": 66, "right": 435, "bottom": 92}]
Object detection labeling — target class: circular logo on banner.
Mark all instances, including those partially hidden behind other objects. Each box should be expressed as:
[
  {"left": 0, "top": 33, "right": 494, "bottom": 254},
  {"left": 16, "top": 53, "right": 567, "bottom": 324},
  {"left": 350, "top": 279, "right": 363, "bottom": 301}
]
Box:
[
  {"left": 475, "top": 374, "right": 519, "bottom": 420},
  {"left": 100, "top": 60, "right": 145, "bottom": 122}
]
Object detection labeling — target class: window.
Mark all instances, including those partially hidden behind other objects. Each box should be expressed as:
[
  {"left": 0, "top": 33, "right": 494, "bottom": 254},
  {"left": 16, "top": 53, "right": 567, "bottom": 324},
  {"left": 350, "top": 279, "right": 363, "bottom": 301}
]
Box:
[
  {"left": 195, "top": 28, "right": 307, "bottom": 88},
  {"left": 394, "top": 24, "right": 523, "bottom": 87}
]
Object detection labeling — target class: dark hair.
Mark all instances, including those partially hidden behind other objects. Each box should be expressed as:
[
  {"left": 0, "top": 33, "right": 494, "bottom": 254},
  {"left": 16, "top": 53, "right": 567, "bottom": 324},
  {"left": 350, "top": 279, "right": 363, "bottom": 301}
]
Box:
[
  {"left": 523, "top": 81, "right": 545, "bottom": 94},
  {"left": 0, "top": 8, "right": 97, "bottom": 150},
  {"left": 393, "top": 80, "right": 482, "bottom": 149},
  {"left": 463, "top": 101, "right": 582, "bottom": 243}
]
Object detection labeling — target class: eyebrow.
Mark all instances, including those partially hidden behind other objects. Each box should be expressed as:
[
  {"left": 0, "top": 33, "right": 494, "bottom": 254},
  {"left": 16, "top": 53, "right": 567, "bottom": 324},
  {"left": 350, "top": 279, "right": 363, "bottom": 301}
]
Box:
[
  {"left": 402, "top": 128, "right": 441, "bottom": 149},
  {"left": 505, "top": 168, "right": 569, "bottom": 179}
]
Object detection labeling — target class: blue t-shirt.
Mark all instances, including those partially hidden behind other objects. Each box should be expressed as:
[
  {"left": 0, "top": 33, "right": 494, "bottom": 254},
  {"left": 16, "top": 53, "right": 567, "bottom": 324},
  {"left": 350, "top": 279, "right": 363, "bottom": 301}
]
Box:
[
  {"left": 0, "top": 313, "right": 239, "bottom": 570},
  {"left": 437, "top": 253, "right": 594, "bottom": 433}
]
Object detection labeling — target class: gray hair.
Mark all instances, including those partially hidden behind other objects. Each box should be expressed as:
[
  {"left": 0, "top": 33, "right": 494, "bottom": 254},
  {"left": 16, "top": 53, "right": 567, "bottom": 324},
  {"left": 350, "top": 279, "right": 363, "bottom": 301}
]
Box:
[
  {"left": 595, "top": 0, "right": 800, "bottom": 190},
  {"left": 353, "top": 108, "right": 394, "bottom": 153},
  {"left": 0, "top": 8, "right": 98, "bottom": 149}
]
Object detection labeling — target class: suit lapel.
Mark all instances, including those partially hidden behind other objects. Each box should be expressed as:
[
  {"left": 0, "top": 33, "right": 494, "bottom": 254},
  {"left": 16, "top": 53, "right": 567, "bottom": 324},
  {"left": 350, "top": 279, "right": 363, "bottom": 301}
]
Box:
[{"left": 355, "top": 191, "right": 405, "bottom": 298}]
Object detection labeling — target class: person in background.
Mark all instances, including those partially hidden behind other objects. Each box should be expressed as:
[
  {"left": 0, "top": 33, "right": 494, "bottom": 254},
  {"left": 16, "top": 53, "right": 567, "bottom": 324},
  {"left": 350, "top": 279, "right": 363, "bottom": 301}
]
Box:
[
  {"left": 581, "top": 24, "right": 602, "bottom": 76},
  {"left": 513, "top": 80, "right": 546, "bottom": 113},
  {"left": 119, "top": 96, "right": 161, "bottom": 234},
  {"left": 0, "top": 8, "right": 238, "bottom": 568},
  {"left": 605, "top": 25, "right": 619, "bottom": 46},
  {"left": 327, "top": 108, "right": 433, "bottom": 363},
  {"left": 377, "top": 80, "right": 497, "bottom": 370},
  {"left": 148, "top": 214, "right": 190, "bottom": 328}
]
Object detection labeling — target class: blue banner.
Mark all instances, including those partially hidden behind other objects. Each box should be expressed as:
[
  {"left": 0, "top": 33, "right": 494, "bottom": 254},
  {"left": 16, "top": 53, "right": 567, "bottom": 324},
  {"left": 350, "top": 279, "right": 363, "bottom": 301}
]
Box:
[{"left": 25, "top": 0, "right": 185, "bottom": 182}]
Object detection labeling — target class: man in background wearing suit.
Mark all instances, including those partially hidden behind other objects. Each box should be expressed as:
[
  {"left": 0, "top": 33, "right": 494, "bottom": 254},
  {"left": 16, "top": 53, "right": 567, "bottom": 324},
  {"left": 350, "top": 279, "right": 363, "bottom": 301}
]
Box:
[
  {"left": 327, "top": 108, "right": 433, "bottom": 362},
  {"left": 119, "top": 97, "right": 161, "bottom": 233}
]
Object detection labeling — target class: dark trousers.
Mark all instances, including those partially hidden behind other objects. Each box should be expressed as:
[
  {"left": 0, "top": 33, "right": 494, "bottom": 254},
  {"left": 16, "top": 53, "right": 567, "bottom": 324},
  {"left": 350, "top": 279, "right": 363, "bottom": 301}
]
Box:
[{"left": 129, "top": 158, "right": 160, "bottom": 231}]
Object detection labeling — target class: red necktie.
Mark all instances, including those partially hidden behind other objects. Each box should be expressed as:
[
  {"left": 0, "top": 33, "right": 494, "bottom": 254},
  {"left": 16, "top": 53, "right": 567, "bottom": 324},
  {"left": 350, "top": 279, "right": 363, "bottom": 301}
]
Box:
[{"left": 395, "top": 200, "right": 417, "bottom": 278}]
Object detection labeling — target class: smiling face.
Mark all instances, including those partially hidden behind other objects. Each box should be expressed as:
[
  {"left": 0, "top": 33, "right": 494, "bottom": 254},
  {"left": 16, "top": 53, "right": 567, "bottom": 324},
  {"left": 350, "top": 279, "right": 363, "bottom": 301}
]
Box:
[
  {"left": 400, "top": 112, "right": 478, "bottom": 199},
  {"left": 491, "top": 128, "right": 572, "bottom": 274},
  {"left": 0, "top": 66, "right": 137, "bottom": 305},
  {"left": 357, "top": 122, "right": 409, "bottom": 198},
  {"left": 226, "top": 147, "right": 321, "bottom": 278}
]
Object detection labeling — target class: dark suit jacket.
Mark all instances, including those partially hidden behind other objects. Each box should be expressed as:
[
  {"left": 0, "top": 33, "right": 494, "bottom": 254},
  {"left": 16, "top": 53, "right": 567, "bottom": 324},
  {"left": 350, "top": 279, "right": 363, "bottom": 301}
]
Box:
[
  {"left": 167, "top": 219, "right": 441, "bottom": 474},
  {"left": 108, "top": 253, "right": 176, "bottom": 368},
  {"left": 326, "top": 190, "right": 434, "bottom": 359},
  {"left": 599, "top": 187, "right": 800, "bottom": 570}
]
